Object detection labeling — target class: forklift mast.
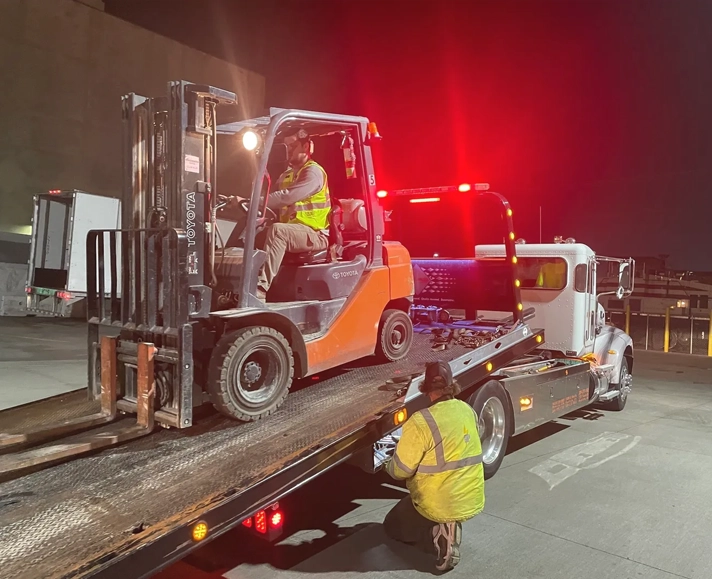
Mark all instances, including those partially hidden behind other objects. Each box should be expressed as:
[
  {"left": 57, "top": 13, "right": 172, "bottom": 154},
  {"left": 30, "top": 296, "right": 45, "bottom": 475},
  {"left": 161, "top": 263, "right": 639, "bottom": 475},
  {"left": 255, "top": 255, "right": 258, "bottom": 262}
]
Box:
[
  {"left": 84, "top": 82, "right": 235, "bottom": 429},
  {"left": 122, "top": 81, "right": 236, "bottom": 296}
]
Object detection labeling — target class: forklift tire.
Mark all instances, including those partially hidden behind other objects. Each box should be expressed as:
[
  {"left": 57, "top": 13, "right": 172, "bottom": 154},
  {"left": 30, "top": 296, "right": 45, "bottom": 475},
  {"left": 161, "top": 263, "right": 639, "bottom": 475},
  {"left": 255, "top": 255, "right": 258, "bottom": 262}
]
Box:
[
  {"left": 208, "top": 326, "right": 295, "bottom": 422},
  {"left": 467, "top": 380, "right": 512, "bottom": 480},
  {"left": 375, "top": 309, "right": 414, "bottom": 362}
]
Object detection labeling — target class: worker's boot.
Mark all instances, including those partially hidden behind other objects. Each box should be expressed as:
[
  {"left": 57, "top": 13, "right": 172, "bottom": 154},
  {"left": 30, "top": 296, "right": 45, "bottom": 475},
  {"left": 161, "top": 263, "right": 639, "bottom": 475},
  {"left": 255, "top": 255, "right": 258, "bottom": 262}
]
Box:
[{"left": 432, "top": 521, "right": 461, "bottom": 572}]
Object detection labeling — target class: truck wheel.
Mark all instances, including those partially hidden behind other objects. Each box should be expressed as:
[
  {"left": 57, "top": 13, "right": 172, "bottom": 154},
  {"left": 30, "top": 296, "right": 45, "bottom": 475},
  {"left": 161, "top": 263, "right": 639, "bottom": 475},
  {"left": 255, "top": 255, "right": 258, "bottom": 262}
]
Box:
[
  {"left": 467, "top": 380, "right": 512, "bottom": 480},
  {"left": 375, "top": 309, "right": 413, "bottom": 362},
  {"left": 208, "top": 326, "right": 295, "bottom": 422},
  {"left": 602, "top": 358, "right": 631, "bottom": 412}
]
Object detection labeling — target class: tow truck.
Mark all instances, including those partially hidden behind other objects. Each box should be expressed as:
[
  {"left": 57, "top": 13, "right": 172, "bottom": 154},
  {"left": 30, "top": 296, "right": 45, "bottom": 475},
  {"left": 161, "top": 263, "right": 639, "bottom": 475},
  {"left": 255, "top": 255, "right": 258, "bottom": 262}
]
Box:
[{"left": 0, "top": 81, "right": 632, "bottom": 579}]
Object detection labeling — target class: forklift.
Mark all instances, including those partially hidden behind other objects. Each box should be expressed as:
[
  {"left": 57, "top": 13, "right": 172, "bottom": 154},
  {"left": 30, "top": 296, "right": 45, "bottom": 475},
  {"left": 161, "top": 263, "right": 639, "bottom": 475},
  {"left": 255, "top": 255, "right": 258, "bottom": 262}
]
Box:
[
  {"left": 85, "top": 80, "right": 416, "bottom": 427},
  {"left": 0, "top": 81, "right": 528, "bottom": 482}
]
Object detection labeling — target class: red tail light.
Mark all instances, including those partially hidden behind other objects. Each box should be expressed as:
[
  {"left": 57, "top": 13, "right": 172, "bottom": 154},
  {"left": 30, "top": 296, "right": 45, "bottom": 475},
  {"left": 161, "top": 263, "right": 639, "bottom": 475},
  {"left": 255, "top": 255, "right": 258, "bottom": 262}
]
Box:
[
  {"left": 242, "top": 517, "right": 252, "bottom": 528},
  {"left": 270, "top": 511, "right": 283, "bottom": 528},
  {"left": 255, "top": 510, "right": 267, "bottom": 534}
]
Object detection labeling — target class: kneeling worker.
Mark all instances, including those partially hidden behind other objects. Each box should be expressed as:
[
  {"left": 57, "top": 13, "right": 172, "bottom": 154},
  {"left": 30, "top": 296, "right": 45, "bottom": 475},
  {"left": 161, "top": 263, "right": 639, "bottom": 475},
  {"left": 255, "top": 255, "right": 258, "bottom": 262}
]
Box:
[{"left": 383, "top": 360, "right": 485, "bottom": 571}]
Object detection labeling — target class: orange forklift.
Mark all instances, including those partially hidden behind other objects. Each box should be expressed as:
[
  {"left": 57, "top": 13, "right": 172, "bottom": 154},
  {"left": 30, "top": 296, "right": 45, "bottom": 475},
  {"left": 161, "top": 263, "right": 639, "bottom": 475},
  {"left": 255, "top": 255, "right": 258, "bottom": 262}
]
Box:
[
  {"left": 1, "top": 82, "right": 530, "bottom": 482},
  {"left": 84, "top": 81, "right": 416, "bottom": 426}
]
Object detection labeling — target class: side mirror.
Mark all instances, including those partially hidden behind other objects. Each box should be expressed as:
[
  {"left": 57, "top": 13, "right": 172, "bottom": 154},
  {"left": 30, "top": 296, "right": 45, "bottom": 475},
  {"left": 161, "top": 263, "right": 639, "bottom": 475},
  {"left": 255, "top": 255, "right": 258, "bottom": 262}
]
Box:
[{"left": 619, "top": 263, "right": 632, "bottom": 290}]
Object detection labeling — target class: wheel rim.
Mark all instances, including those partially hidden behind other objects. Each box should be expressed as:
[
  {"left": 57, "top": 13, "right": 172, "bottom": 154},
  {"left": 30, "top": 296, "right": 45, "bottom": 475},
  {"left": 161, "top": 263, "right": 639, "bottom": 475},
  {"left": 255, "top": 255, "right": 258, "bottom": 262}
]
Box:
[
  {"left": 477, "top": 396, "right": 507, "bottom": 465},
  {"left": 388, "top": 320, "right": 409, "bottom": 353},
  {"left": 619, "top": 365, "right": 632, "bottom": 400},
  {"left": 229, "top": 340, "right": 286, "bottom": 407}
]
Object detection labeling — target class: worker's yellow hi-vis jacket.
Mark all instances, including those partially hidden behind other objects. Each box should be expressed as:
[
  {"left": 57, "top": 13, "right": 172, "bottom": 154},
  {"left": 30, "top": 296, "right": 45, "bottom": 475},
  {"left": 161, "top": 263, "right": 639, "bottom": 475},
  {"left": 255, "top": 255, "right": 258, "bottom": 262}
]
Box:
[
  {"left": 386, "top": 398, "right": 485, "bottom": 523},
  {"left": 278, "top": 159, "right": 331, "bottom": 230}
]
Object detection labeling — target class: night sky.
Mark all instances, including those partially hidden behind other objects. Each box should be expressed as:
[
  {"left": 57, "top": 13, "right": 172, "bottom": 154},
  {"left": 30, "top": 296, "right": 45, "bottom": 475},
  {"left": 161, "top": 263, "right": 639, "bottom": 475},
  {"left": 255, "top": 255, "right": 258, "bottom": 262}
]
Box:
[{"left": 105, "top": 0, "right": 712, "bottom": 270}]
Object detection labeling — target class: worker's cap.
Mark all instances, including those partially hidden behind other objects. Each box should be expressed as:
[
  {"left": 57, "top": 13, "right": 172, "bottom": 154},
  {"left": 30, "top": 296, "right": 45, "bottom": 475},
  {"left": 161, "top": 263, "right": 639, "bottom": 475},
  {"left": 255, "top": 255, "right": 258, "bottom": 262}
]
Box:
[
  {"left": 283, "top": 127, "right": 311, "bottom": 144},
  {"left": 423, "top": 360, "right": 453, "bottom": 391}
]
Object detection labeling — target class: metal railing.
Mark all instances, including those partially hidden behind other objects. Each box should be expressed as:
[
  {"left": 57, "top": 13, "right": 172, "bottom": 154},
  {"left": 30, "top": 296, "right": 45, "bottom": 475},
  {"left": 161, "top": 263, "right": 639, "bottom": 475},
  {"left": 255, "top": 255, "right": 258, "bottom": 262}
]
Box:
[{"left": 608, "top": 310, "right": 712, "bottom": 356}]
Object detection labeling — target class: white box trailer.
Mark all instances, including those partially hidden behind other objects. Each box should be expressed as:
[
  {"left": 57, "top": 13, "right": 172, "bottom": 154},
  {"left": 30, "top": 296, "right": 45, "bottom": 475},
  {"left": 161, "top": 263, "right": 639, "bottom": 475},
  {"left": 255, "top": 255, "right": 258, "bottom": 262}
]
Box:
[{"left": 26, "top": 190, "right": 121, "bottom": 317}]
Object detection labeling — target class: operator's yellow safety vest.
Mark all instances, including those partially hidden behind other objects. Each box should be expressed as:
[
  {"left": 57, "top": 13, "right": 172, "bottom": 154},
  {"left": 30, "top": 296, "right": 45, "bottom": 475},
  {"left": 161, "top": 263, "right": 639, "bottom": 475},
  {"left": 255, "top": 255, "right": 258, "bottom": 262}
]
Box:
[
  {"left": 386, "top": 398, "right": 485, "bottom": 523},
  {"left": 278, "top": 159, "right": 331, "bottom": 230}
]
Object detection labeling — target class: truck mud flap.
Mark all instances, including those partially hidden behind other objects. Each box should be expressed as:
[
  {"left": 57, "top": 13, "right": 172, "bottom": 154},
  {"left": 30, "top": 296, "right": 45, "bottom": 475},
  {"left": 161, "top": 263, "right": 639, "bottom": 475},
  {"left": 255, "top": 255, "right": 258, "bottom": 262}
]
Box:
[{"left": 0, "top": 338, "right": 156, "bottom": 481}]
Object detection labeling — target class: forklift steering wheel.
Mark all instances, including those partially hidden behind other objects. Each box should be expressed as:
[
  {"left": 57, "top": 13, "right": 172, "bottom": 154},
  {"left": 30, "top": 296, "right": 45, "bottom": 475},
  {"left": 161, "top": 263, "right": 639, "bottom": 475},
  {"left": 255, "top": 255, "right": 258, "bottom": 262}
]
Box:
[{"left": 239, "top": 200, "right": 277, "bottom": 227}]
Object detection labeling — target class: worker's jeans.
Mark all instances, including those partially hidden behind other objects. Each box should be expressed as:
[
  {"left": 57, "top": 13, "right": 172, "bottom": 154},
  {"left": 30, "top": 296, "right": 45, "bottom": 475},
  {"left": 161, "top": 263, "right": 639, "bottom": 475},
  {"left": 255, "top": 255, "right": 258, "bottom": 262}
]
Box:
[
  {"left": 257, "top": 222, "right": 328, "bottom": 294},
  {"left": 383, "top": 495, "right": 439, "bottom": 554}
]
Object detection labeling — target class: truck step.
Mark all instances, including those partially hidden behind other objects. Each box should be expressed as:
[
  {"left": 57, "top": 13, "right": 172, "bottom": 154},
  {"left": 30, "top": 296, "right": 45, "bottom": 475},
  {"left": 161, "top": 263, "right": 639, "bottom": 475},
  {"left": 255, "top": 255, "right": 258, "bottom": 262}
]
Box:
[{"left": 598, "top": 390, "right": 620, "bottom": 402}]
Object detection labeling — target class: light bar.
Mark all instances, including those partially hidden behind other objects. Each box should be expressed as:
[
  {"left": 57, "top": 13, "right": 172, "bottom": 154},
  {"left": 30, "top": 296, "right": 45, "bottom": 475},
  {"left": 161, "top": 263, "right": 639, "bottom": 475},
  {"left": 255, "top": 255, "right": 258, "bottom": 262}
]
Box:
[
  {"left": 409, "top": 197, "right": 440, "bottom": 204},
  {"left": 390, "top": 183, "right": 489, "bottom": 197}
]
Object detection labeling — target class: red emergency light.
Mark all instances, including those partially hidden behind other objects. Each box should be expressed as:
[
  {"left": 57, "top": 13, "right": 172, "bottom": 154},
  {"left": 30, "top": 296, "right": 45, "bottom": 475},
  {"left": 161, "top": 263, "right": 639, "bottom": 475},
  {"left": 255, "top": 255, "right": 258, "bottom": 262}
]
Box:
[
  {"left": 48, "top": 189, "right": 62, "bottom": 195},
  {"left": 376, "top": 190, "right": 388, "bottom": 198}
]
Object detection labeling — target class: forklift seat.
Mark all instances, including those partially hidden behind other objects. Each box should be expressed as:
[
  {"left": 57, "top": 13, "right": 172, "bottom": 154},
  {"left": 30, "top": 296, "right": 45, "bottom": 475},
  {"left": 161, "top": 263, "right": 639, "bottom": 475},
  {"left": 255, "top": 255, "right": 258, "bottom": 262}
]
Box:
[
  {"left": 339, "top": 198, "right": 368, "bottom": 238},
  {"left": 284, "top": 198, "right": 367, "bottom": 265}
]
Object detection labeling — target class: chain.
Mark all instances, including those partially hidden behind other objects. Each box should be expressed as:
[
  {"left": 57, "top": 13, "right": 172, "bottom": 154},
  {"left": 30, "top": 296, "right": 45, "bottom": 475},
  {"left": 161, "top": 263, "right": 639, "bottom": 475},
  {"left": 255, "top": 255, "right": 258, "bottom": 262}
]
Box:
[{"left": 429, "top": 326, "right": 508, "bottom": 350}]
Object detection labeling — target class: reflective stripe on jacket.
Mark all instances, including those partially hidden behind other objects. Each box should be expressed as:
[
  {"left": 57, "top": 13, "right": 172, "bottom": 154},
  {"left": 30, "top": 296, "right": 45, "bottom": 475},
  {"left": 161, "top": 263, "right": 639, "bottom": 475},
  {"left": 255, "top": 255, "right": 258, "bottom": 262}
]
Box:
[
  {"left": 386, "top": 398, "right": 485, "bottom": 523},
  {"left": 279, "top": 159, "right": 331, "bottom": 230}
]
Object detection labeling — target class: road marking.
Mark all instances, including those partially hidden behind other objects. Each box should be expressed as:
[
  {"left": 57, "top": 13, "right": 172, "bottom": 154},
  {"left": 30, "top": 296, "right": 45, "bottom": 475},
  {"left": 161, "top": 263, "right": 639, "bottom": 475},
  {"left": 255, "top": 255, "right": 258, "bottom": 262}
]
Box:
[{"left": 529, "top": 431, "right": 642, "bottom": 490}]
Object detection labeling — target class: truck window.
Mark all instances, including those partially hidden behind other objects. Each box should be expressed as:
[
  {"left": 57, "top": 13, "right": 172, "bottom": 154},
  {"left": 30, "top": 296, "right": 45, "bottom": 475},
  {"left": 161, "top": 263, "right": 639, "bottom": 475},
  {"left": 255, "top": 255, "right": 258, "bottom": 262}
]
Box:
[
  {"left": 518, "top": 257, "right": 568, "bottom": 290},
  {"left": 574, "top": 263, "right": 588, "bottom": 293}
]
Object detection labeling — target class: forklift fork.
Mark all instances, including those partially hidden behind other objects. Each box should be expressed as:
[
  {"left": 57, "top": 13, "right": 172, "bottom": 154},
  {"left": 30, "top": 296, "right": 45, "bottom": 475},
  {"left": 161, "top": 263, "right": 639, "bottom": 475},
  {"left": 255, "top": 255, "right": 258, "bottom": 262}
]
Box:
[{"left": 0, "top": 337, "right": 156, "bottom": 480}]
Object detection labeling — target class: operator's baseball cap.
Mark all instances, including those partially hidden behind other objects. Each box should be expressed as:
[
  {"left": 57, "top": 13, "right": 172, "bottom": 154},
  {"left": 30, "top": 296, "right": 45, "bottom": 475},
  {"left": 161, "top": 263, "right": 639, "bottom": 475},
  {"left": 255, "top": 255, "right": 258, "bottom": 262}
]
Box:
[
  {"left": 283, "top": 127, "right": 311, "bottom": 143},
  {"left": 423, "top": 360, "right": 453, "bottom": 391}
]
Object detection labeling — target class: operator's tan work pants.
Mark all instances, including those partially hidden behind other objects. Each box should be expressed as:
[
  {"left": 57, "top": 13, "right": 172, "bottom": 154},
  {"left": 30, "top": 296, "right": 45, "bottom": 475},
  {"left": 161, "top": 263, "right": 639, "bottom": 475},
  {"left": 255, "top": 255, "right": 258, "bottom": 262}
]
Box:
[{"left": 257, "top": 222, "right": 328, "bottom": 295}]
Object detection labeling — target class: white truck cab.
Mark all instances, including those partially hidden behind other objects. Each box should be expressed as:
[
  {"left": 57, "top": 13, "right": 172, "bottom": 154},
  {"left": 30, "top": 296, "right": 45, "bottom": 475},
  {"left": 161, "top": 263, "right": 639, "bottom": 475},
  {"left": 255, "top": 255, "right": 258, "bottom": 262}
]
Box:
[{"left": 475, "top": 239, "right": 635, "bottom": 403}]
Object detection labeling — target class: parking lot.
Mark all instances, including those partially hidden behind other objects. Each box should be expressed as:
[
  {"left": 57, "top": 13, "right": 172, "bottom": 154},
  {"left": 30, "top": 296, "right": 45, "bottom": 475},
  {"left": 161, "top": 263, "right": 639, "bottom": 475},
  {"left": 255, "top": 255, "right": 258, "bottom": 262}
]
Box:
[{"left": 2, "top": 318, "right": 711, "bottom": 578}]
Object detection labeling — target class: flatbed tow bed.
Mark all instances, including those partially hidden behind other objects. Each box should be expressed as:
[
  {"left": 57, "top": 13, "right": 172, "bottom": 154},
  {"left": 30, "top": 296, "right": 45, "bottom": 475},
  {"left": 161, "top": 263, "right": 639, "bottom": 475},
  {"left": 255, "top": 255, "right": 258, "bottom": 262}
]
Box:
[{"left": 0, "top": 324, "right": 543, "bottom": 579}]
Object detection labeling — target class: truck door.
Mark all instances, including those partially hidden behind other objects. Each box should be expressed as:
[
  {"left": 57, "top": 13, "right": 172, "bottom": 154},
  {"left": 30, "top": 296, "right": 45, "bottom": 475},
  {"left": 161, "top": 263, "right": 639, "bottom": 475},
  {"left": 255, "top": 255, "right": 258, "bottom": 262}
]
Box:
[{"left": 584, "top": 256, "right": 597, "bottom": 348}]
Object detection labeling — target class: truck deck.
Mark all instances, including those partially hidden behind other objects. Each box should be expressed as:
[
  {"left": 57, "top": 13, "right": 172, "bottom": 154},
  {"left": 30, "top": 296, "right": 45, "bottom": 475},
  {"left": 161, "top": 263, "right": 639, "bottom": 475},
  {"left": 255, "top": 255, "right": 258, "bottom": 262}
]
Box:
[{"left": 0, "top": 327, "right": 542, "bottom": 579}]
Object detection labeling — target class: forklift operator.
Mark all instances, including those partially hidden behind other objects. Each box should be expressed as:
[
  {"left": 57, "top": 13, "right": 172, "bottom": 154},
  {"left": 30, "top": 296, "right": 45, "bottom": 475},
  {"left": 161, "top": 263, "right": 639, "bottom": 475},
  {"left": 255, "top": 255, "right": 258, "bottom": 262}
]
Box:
[{"left": 252, "top": 128, "right": 331, "bottom": 300}]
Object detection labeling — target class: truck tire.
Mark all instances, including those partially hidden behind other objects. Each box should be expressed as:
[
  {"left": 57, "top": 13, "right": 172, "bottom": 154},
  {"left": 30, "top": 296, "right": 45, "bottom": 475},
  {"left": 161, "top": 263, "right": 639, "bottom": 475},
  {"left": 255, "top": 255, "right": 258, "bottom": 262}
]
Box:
[
  {"left": 602, "top": 358, "right": 631, "bottom": 412},
  {"left": 375, "top": 309, "right": 413, "bottom": 362},
  {"left": 467, "top": 380, "right": 512, "bottom": 480},
  {"left": 207, "top": 326, "right": 295, "bottom": 422}
]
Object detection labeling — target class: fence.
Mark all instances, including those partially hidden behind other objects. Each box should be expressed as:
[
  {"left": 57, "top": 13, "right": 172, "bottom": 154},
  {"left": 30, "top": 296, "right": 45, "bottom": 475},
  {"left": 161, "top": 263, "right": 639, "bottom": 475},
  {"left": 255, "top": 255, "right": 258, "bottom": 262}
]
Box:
[{"left": 608, "top": 310, "right": 712, "bottom": 356}]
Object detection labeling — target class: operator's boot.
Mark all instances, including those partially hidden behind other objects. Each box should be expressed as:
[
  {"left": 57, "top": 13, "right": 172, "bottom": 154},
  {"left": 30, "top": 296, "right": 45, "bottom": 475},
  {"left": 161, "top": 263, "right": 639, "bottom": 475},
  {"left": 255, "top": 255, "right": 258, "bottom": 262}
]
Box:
[{"left": 432, "top": 521, "right": 461, "bottom": 572}]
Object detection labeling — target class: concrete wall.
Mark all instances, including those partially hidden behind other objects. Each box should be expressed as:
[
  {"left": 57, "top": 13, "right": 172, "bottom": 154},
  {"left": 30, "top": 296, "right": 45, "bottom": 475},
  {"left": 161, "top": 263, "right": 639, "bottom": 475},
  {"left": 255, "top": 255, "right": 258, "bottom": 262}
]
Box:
[{"left": 0, "top": 0, "right": 266, "bottom": 235}]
